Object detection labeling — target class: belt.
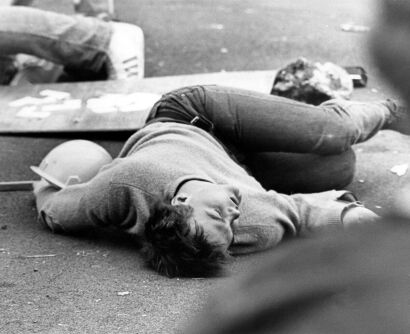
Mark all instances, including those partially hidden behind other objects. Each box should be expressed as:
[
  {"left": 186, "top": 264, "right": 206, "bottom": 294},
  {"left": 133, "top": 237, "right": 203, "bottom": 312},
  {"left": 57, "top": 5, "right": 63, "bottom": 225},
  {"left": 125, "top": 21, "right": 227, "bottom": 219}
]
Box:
[{"left": 146, "top": 108, "right": 214, "bottom": 133}]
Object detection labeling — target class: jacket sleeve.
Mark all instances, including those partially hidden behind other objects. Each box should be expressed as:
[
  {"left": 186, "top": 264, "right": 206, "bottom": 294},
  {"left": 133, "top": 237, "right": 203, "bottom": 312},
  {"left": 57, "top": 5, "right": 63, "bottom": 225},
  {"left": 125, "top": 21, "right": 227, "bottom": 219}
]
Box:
[
  {"left": 290, "top": 190, "right": 361, "bottom": 230},
  {"left": 229, "top": 190, "right": 359, "bottom": 255},
  {"left": 33, "top": 164, "right": 132, "bottom": 233}
]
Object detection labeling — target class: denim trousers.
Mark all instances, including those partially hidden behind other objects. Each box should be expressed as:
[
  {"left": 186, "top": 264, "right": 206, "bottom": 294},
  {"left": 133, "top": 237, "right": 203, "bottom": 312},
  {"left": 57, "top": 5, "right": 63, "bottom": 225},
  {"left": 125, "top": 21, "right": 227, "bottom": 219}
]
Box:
[
  {"left": 148, "top": 85, "right": 392, "bottom": 193},
  {"left": 0, "top": 6, "right": 112, "bottom": 72}
]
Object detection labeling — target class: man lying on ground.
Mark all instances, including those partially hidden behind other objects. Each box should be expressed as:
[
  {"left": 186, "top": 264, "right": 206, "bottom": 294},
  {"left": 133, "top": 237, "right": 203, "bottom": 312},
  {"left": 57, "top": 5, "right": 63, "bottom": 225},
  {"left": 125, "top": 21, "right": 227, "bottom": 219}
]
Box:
[{"left": 33, "top": 84, "right": 410, "bottom": 277}]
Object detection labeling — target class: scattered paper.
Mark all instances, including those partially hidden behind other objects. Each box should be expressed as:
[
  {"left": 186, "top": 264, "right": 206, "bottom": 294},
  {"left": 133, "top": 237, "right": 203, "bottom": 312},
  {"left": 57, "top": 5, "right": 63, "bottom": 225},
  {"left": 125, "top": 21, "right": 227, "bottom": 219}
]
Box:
[
  {"left": 340, "top": 23, "right": 370, "bottom": 33},
  {"left": 87, "top": 105, "right": 118, "bottom": 114},
  {"left": 16, "top": 107, "right": 51, "bottom": 119},
  {"left": 9, "top": 96, "right": 46, "bottom": 107},
  {"left": 39, "top": 89, "right": 71, "bottom": 100},
  {"left": 42, "top": 99, "right": 81, "bottom": 112},
  {"left": 87, "top": 92, "right": 160, "bottom": 114},
  {"left": 390, "top": 163, "right": 409, "bottom": 176},
  {"left": 10, "top": 92, "right": 160, "bottom": 119},
  {"left": 209, "top": 23, "right": 224, "bottom": 30},
  {"left": 21, "top": 254, "right": 57, "bottom": 258},
  {"left": 117, "top": 291, "right": 130, "bottom": 296}
]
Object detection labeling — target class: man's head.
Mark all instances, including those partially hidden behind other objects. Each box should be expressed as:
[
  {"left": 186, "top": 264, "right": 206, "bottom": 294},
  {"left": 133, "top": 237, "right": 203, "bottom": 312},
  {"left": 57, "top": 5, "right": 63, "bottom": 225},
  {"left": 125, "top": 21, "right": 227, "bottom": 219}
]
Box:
[{"left": 143, "top": 181, "right": 242, "bottom": 277}]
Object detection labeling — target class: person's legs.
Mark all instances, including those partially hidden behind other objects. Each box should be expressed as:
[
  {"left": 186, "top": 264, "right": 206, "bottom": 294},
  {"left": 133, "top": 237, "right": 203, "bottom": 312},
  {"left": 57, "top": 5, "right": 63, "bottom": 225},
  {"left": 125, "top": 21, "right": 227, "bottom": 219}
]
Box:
[
  {"left": 0, "top": 7, "right": 111, "bottom": 72},
  {"left": 245, "top": 148, "right": 356, "bottom": 193},
  {"left": 200, "top": 86, "right": 396, "bottom": 155},
  {"left": 0, "top": 6, "right": 144, "bottom": 79},
  {"left": 147, "top": 85, "right": 402, "bottom": 192}
]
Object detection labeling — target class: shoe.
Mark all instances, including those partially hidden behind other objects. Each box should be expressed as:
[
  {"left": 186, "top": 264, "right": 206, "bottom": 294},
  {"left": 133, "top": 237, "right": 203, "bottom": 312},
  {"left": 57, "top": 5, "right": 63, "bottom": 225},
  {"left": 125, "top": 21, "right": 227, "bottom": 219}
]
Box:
[
  {"left": 106, "top": 22, "right": 144, "bottom": 80},
  {"left": 383, "top": 99, "right": 410, "bottom": 135},
  {"left": 11, "top": 54, "right": 63, "bottom": 85},
  {"left": 73, "top": 0, "right": 115, "bottom": 21},
  {"left": 0, "top": 56, "right": 17, "bottom": 85}
]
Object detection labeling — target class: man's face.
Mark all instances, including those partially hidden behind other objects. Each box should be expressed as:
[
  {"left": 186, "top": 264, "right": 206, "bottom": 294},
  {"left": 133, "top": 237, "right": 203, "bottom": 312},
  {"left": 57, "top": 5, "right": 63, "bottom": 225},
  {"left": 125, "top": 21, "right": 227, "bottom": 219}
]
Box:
[{"left": 172, "top": 181, "right": 242, "bottom": 249}]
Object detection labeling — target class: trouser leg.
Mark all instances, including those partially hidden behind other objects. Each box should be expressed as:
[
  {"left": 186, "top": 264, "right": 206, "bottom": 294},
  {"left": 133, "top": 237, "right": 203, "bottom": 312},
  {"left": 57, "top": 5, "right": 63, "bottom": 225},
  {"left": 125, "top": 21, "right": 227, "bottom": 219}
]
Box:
[
  {"left": 245, "top": 148, "right": 356, "bottom": 193},
  {"left": 200, "top": 86, "right": 392, "bottom": 155},
  {"left": 0, "top": 7, "right": 111, "bottom": 72},
  {"left": 147, "top": 85, "right": 390, "bottom": 192}
]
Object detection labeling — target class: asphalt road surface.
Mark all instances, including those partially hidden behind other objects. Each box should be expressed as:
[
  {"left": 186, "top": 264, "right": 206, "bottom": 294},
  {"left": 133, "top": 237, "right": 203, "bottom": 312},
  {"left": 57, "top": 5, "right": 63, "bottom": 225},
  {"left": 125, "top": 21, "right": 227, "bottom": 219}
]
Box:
[{"left": 2, "top": 0, "right": 410, "bottom": 333}]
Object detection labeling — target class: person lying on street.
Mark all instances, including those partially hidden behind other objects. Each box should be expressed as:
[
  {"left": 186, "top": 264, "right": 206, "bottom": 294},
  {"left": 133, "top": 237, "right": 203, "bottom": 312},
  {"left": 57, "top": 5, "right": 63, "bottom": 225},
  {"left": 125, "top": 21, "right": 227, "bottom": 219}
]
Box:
[{"left": 33, "top": 85, "right": 408, "bottom": 277}]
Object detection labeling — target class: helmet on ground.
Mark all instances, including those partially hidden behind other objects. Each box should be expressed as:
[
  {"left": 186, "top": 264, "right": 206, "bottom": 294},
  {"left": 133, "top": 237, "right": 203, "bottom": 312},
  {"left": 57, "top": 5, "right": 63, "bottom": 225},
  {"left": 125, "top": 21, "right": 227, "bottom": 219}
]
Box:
[{"left": 32, "top": 140, "right": 113, "bottom": 188}]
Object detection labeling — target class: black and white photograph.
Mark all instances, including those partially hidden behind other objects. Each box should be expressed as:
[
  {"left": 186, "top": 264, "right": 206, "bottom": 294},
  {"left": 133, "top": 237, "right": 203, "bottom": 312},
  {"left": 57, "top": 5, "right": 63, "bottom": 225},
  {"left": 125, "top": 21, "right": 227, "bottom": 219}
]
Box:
[{"left": 1, "top": 0, "right": 410, "bottom": 333}]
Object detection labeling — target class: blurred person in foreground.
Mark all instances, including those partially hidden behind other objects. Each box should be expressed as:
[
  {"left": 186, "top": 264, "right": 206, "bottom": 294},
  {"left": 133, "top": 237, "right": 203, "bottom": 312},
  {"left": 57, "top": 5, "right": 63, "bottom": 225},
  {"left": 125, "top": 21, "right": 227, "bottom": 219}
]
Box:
[
  {"left": 183, "top": 221, "right": 410, "bottom": 334},
  {"left": 182, "top": 0, "right": 410, "bottom": 332},
  {"left": 371, "top": 0, "right": 410, "bottom": 218}
]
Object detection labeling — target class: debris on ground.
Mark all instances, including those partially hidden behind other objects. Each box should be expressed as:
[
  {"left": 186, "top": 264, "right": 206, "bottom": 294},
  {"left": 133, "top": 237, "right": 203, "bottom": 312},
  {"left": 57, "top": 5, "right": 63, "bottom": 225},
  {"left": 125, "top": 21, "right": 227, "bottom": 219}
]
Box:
[
  {"left": 117, "top": 291, "right": 131, "bottom": 296},
  {"left": 271, "top": 57, "right": 353, "bottom": 105},
  {"left": 390, "top": 163, "right": 409, "bottom": 177},
  {"left": 20, "top": 254, "right": 57, "bottom": 258},
  {"left": 209, "top": 23, "right": 224, "bottom": 30},
  {"left": 340, "top": 23, "right": 370, "bottom": 33},
  {"left": 8, "top": 90, "right": 161, "bottom": 118},
  {"left": 344, "top": 66, "right": 368, "bottom": 87}
]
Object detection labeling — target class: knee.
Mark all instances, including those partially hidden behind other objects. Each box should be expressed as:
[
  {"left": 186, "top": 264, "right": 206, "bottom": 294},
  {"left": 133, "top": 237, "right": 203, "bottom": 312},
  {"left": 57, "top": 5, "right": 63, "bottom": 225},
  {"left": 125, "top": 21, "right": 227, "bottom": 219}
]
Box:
[{"left": 333, "top": 148, "right": 356, "bottom": 188}]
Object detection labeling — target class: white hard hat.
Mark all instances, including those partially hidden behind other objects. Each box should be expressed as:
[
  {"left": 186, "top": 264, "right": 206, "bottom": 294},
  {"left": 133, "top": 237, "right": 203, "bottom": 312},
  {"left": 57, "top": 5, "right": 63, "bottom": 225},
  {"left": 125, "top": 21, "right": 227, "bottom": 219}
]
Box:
[{"left": 31, "top": 140, "right": 113, "bottom": 189}]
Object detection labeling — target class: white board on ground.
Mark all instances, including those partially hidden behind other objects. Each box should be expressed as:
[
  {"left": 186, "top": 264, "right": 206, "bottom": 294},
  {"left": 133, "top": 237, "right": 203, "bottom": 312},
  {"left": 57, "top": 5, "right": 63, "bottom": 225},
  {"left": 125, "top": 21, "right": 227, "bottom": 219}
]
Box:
[{"left": 0, "top": 70, "right": 277, "bottom": 133}]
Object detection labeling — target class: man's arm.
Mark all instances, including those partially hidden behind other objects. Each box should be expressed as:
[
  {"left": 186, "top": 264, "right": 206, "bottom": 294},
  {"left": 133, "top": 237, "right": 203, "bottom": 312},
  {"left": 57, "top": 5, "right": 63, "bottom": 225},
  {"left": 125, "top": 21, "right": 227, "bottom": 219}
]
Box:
[{"left": 33, "top": 166, "right": 120, "bottom": 233}]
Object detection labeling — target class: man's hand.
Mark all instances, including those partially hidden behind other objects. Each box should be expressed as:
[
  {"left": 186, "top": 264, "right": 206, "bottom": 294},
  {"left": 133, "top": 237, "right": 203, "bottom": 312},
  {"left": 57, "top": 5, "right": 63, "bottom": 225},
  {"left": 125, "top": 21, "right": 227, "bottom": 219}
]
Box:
[
  {"left": 32, "top": 179, "right": 51, "bottom": 195},
  {"left": 342, "top": 206, "right": 380, "bottom": 227}
]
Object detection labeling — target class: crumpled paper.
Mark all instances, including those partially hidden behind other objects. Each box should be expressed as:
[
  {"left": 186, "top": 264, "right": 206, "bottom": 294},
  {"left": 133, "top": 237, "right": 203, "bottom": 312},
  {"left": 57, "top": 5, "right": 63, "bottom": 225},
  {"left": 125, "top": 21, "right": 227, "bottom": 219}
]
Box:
[{"left": 390, "top": 163, "right": 409, "bottom": 176}]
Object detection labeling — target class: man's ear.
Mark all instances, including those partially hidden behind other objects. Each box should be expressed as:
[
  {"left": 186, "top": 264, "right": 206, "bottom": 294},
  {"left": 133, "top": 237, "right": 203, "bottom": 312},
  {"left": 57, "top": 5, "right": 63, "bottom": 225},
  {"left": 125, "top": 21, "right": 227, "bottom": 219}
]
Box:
[{"left": 171, "top": 193, "right": 190, "bottom": 206}]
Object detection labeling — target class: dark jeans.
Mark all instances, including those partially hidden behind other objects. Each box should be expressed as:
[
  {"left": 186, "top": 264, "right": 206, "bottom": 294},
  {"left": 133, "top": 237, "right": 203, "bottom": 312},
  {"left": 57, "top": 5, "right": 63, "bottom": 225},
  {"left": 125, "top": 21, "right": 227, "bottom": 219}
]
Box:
[{"left": 147, "top": 85, "right": 391, "bottom": 193}]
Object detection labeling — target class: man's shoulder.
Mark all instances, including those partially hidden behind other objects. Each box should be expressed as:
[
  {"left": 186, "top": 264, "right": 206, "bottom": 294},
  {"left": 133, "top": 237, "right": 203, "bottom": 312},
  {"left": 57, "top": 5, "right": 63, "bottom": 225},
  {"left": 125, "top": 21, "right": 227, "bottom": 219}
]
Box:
[{"left": 107, "top": 155, "right": 178, "bottom": 194}]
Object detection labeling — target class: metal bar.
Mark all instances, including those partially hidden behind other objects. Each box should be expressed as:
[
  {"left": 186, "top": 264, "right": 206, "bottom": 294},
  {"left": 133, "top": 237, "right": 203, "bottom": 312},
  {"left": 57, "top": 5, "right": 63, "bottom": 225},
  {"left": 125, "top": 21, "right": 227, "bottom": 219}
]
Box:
[{"left": 0, "top": 181, "right": 34, "bottom": 191}]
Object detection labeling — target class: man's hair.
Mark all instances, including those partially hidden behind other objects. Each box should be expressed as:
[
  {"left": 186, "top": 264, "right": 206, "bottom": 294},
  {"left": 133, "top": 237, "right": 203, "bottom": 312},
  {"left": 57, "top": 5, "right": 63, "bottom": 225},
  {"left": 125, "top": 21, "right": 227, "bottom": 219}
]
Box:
[{"left": 142, "top": 195, "right": 231, "bottom": 277}]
